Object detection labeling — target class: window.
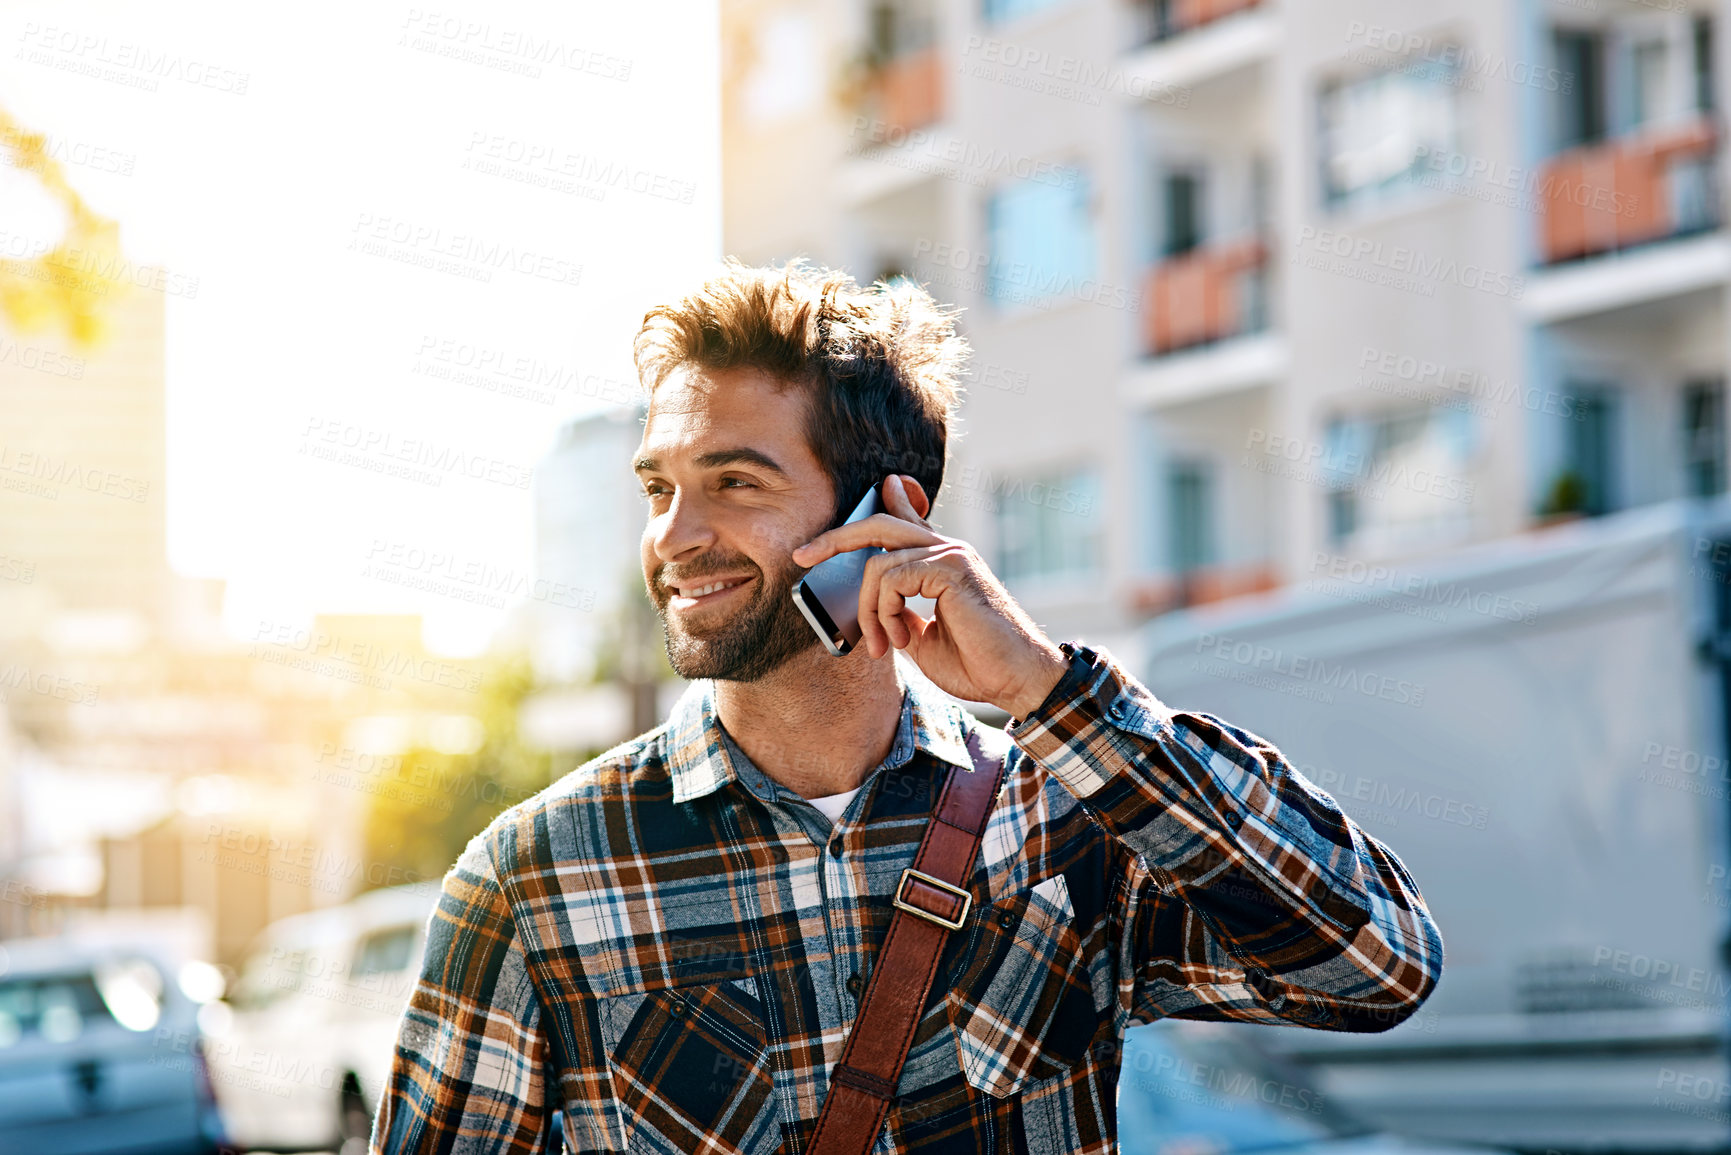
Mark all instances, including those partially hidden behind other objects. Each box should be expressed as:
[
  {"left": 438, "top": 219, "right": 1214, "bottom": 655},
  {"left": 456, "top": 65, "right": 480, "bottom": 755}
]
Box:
[
  {"left": 994, "top": 467, "right": 1103, "bottom": 583},
  {"left": 983, "top": 0, "right": 1066, "bottom": 25},
  {"left": 1167, "top": 461, "right": 1213, "bottom": 573},
  {"left": 1322, "top": 405, "right": 1478, "bottom": 551},
  {"left": 353, "top": 925, "right": 419, "bottom": 977},
  {"left": 1163, "top": 169, "right": 1204, "bottom": 257},
  {"left": 867, "top": 0, "right": 934, "bottom": 61},
  {"left": 985, "top": 169, "right": 1094, "bottom": 308},
  {"left": 1632, "top": 37, "right": 1669, "bottom": 129},
  {"left": 1695, "top": 16, "right": 1714, "bottom": 112},
  {"left": 1319, "top": 61, "right": 1459, "bottom": 213},
  {"left": 1684, "top": 379, "right": 1725, "bottom": 498},
  {"left": 1554, "top": 29, "right": 1606, "bottom": 148}
]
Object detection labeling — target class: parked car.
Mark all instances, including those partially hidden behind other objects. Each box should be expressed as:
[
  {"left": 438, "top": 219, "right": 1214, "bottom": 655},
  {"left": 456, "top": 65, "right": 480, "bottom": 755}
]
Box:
[
  {"left": 1119, "top": 1018, "right": 1510, "bottom": 1155},
  {"left": 202, "top": 883, "right": 437, "bottom": 1154},
  {"left": 0, "top": 937, "right": 232, "bottom": 1155}
]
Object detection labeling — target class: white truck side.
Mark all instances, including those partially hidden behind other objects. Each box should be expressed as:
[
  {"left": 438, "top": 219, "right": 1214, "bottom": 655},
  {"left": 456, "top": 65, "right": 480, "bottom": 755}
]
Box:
[{"left": 1133, "top": 500, "right": 1731, "bottom": 1151}]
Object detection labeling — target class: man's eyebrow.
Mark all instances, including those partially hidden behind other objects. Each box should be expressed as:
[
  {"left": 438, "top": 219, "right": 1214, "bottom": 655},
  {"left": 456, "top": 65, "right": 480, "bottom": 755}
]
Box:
[{"left": 632, "top": 448, "right": 790, "bottom": 476}]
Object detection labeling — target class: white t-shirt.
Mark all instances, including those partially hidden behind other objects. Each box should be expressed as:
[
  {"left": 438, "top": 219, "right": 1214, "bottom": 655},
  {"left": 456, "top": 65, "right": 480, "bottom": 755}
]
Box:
[{"left": 808, "top": 787, "right": 861, "bottom": 823}]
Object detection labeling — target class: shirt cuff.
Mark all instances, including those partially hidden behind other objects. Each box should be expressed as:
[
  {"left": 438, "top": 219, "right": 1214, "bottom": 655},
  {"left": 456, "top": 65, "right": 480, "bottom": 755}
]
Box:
[{"left": 1006, "top": 641, "right": 1170, "bottom": 798}]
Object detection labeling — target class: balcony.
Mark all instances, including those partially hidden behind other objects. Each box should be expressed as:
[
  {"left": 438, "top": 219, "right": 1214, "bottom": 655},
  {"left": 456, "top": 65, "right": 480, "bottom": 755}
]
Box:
[
  {"left": 1142, "top": 237, "right": 1266, "bottom": 357},
  {"left": 1133, "top": 0, "right": 1263, "bottom": 45},
  {"left": 1538, "top": 117, "right": 1720, "bottom": 265},
  {"left": 861, "top": 47, "right": 942, "bottom": 136},
  {"left": 1128, "top": 562, "right": 1280, "bottom": 615}
]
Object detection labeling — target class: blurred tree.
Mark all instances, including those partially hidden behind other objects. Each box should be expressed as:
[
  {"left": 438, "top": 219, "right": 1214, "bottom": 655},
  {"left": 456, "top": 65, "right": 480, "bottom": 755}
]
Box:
[
  {"left": 361, "top": 656, "right": 554, "bottom": 888},
  {"left": 0, "top": 108, "right": 131, "bottom": 346}
]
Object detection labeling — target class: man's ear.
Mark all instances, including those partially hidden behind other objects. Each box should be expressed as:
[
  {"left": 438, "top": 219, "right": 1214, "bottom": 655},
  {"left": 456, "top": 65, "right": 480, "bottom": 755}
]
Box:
[{"left": 894, "top": 474, "right": 931, "bottom": 519}]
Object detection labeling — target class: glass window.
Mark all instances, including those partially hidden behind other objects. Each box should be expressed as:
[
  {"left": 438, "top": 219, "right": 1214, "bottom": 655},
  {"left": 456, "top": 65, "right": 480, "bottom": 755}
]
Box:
[
  {"left": 0, "top": 974, "right": 116, "bottom": 1047},
  {"left": 994, "top": 467, "right": 1103, "bottom": 583},
  {"left": 1167, "top": 461, "right": 1213, "bottom": 573},
  {"left": 353, "top": 925, "right": 419, "bottom": 977},
  {"left": 1320, "top": 60, "right": 1459, "bottom": 212},
  {"left": 1695, "top": 16, "right": 1714, "bottom": 112},
  {"left": 985, "top": 169, "right": 1094, "bottom": 309},
  {"left": 1322, "top": 404, "right": 1479, "bottom": 551},
  {"left": 982, "top": 0, "right": 1067, "bottom": 26},
  {"left": 1554, "top": 29, "right": 1606, "bottom": 148},
  {"left": 1684, "top": 380, "right": 1724, "bottom": 498},
  {"left": 1163, "top": 169, "right": 1204, "bottom": 257}
]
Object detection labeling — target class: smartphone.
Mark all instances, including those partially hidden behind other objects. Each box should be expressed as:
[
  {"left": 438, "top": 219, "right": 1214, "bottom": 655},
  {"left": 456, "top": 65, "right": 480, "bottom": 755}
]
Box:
[{"left": 792, "top": 485, "right": 885, "bottom": 656}]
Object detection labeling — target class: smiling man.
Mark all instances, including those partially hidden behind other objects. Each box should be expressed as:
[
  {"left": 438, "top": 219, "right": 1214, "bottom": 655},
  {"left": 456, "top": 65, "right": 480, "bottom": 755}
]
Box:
[{"left": 372, "top": 261, "right": 1443, "bottom": 1155}]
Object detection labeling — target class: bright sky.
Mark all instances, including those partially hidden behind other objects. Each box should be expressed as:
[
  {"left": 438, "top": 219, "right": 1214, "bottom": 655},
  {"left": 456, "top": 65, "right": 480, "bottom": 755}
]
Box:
[{"left": 0, "top": 0, "right": 720, "bottom": 654}]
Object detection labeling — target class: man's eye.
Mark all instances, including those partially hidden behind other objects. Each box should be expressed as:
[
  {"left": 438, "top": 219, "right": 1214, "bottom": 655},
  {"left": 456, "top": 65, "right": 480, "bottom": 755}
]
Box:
[
  {"left": 720, "top": 477, "right": 756, "bottom": 489},
  {"left": 642, "top": 483, "right": 670, "bottom": 500}
]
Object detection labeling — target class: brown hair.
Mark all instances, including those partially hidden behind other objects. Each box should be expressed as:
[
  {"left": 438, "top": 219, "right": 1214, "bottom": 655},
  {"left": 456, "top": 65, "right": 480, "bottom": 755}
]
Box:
[{"left": 634, "top": 259, "right": 968, "bottom": 523}]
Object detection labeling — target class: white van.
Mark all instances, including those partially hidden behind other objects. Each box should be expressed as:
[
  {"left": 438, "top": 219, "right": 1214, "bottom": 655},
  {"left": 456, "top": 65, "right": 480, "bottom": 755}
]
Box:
[{"left": 203, "top": 883, "right": 437, "bottom": 1154}]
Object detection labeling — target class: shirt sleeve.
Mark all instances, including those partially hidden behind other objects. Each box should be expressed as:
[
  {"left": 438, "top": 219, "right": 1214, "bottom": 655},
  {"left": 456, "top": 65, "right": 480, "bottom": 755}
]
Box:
[
  {"left": 371, "top": 829, "right": 556, "bottom": 1154},
  {"left": 1007, "top": 642, "right": 1443, "bottom": 1033}
]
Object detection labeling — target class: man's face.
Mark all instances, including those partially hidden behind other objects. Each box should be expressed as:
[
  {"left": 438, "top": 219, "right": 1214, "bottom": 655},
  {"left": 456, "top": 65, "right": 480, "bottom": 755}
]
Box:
[{"left": 635, "top": 366, "right": 836, "bottom": 681}]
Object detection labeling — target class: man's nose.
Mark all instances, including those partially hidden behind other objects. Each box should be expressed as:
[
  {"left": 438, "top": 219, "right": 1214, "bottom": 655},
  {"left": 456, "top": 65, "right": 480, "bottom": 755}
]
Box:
[{"left": 649, "top": 490, "right": 717, "bottom": 564}]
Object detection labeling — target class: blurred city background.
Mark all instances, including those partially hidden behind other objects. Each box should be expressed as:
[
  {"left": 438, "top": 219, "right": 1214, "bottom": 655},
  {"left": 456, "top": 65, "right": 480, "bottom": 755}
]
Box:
[{"left": 3, "top": 0, "right": 1731, "bottom": 1152}]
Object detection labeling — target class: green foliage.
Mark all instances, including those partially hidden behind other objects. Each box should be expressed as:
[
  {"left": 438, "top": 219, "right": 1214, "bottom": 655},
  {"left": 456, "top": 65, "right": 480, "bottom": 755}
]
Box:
[{"left": 361, "top": 655, "right": 554, "bottom": 888}]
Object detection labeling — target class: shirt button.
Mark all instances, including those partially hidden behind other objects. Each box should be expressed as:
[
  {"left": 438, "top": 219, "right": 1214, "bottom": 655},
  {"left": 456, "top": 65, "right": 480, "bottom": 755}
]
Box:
[
  {"left": 847, "top": 973, "right": 862, "bottom": 997},
  {"left": 1109, "top": 701, "right": 1125, "bottom": 720},
  {"left": 998, "top": 910, "right": 1016, "bottom": 930},
  {"left": 829, "top": 836, "right": 843, "bottom": 856}
]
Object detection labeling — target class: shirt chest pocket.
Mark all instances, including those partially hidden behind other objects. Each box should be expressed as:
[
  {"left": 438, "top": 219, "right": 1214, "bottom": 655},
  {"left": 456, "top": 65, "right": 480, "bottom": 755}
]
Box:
[
  {"left": 595, "top": 970, "right": 781, "bottom": 1154},
  {"left": 942, "top": 873, "right": 1096, "bottom": 1100}
]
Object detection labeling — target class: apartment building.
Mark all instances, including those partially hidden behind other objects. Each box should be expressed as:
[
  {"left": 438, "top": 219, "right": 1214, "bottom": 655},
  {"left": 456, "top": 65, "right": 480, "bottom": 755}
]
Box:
[{"left": 721, "top": 0, "right": 1731, "bottom": 666}]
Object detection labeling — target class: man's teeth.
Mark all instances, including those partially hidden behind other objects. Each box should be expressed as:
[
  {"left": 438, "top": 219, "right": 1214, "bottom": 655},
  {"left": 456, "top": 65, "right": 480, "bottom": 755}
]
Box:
[{"left": 680, "top": 580, "right": 742, "bottom": 598}]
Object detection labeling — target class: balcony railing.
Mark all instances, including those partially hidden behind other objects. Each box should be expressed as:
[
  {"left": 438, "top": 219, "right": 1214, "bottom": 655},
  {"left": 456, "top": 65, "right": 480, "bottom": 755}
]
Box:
[
  {"left": 1134, "top": 0, "right": 1263, "bottom": 45},
  {"left": 1142, "top": 237, "right": 1267, "bottom": 356},
  {"left": 1129, "top": 562, "right": 1280, "bottom": 615},
  {"left": 863, "top": 47, "right": 942, "bottom": 136},
  {"left": 1538, "top": 117, "right": 1720, "bottom": 264}
]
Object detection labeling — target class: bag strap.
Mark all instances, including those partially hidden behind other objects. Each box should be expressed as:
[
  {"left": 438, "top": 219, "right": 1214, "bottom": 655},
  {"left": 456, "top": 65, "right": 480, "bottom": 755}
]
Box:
[{"left": 805, "top": 728, "right": 1007, "bottom": 1155}]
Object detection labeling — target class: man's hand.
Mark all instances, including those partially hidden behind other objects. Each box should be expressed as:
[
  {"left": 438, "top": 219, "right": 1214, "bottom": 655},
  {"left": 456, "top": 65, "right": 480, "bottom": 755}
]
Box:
[{"left": 791, "top": 474, "right": 1069, "bottom": 719}]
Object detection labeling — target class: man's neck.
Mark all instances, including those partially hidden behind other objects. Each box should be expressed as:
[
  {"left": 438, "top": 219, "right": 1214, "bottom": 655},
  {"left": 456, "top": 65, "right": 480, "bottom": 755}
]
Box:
[{"left": 713, "top": 645, "right": 905, "bottom": 799}]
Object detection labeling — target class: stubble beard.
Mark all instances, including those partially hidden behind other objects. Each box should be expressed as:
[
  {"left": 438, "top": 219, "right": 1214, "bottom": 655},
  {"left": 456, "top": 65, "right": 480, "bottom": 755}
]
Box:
[{"left": 652, "top": 553, "right": 819, "bottom": 682}]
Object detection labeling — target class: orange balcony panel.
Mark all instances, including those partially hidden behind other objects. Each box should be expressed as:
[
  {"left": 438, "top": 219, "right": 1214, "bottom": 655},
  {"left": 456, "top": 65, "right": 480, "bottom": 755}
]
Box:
[
  {"left": 1539, "top": 117, "right": 1718, "bottom": 264},
  {"left": 1128, "top": 563, "right": 1281, "bottom": 615},
  {"left": 1143, "top": 238, "right": 1265, "bottom": 356},
  {"left": 1172, "top": 0, "right": 1262, "bottom": 34},
  {"left": 872, "top": 48, "right": 943, "bottom": 136}
]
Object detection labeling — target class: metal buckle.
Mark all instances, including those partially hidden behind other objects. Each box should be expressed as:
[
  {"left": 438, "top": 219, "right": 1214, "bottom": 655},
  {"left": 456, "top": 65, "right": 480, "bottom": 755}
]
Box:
[{"left": 892, "top": 868, "right": 971, "bottom": 931}]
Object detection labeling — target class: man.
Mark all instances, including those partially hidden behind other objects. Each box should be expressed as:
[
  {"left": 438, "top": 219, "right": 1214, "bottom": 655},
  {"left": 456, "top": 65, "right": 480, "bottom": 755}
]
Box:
[{"left": 372, "top": 262, "right": 1442, "bottom": 1154}]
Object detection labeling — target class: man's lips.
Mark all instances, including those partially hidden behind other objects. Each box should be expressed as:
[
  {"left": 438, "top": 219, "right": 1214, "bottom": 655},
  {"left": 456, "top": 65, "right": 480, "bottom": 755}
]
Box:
[{"left": 665, "top": 575, "right": 755, "bottom": 610}]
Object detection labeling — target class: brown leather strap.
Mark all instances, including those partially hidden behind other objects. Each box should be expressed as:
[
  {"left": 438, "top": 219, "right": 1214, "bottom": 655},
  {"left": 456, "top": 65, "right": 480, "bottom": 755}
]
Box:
[{"left": 805, "top": 729, "right": 1006, "bottom": 1155}]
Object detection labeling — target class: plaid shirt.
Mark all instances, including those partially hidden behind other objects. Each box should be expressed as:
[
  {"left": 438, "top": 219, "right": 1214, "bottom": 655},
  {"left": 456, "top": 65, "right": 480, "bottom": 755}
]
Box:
[{"left": 372, "top": 642, "right": 1442, "bottom": 1154}]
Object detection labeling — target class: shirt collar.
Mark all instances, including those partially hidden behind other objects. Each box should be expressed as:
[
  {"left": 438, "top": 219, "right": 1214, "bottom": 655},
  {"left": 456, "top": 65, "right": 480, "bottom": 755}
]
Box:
[{"left": 663, "top": 657, "right": 977, "bottom": 805}]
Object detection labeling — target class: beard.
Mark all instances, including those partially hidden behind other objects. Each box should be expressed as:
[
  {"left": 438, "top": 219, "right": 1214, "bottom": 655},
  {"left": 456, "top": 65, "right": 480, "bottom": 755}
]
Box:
[{"left": 650, "top": 550, "right": 820, "bottom": 682}]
